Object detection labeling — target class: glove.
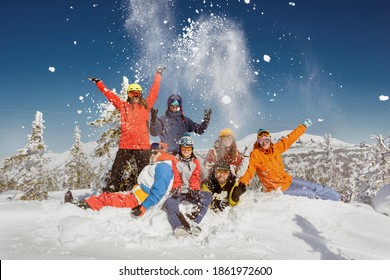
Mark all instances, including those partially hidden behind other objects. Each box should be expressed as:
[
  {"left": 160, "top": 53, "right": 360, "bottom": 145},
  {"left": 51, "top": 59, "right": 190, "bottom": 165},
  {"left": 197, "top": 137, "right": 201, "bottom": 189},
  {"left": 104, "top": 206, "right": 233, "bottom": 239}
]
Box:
[
  {"left": 303, "top": 118, "right": 312, "bottom": 128},
  {"left": 171, "top": 187, "right": 181, "bottom": 198},
  {"left": 211, "top": 199, "right": 229, "bottom": 212},
  {"left": 156, "top": 66, "right": 166, "bottom": 74},
  {"left": 189, "top": 189, "right": 201, "bottom": 199},
  {"left": 131, "top": 205, "right": 146, "bottom": 217},
  {"left": 87, "top": 76, "right": 101, "bottom": 84},
  {"left": 151, "top": 108, "right": 158, "bottom": 122},
  {"left": 203, "top": 109, "right": 212, "bottom": 122},
  {"left": 230, "top": 182, "right": 247, "bottom": 205}
]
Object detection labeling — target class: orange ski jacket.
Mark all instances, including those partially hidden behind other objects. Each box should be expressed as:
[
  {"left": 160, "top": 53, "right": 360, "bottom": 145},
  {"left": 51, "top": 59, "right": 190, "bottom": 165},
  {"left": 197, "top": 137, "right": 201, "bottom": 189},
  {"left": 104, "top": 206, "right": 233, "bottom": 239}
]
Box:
[{"left": 239, "top": 124, "right": 306, "bottom": 192}]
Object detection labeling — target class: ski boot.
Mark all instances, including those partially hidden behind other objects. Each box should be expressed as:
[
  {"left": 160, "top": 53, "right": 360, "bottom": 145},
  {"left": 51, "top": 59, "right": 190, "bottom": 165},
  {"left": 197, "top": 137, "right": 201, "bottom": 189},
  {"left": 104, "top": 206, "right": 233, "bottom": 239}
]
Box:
[
  {"left": 64, "top": 190, "right": 74, "bottom": 203},
  {"left": 64, "top": 190, "right": 91, "bottom": 209}
]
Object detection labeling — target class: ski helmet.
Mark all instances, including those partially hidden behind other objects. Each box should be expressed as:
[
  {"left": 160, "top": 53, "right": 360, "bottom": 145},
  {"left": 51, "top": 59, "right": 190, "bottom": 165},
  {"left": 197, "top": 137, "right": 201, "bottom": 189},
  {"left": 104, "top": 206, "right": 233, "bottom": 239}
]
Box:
[
  {"left": 178, "top": 133, "right": 193, "bottom": 147},
  {"left": 151, "top": 142, "right": 168, "bottom": 151},
  {"left": 219, "top": 128, "right": 234, "bottom": 137},
  {"left": 127, "top": 83, "right": 143, "bottom": 93},
  {"left": 214, "top": 160, "right": 231, "bottom": 171},
  {"left": 167, "top": 94, "right": 182, "bottom": 107},
  {"left": 257, "top": 128, "right": 271, "bottom": 139}
]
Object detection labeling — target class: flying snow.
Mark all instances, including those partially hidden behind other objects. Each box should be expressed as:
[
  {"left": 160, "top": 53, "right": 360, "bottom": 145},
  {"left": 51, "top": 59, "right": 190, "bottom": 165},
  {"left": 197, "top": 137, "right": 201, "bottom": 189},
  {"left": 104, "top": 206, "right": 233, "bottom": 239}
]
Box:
[
  {"left": 263, "top": 54, "right": 271, "bottom": 62},
  {"left": 221, "top": 95, "right": 232, "bottom": 104},
  {"left": 379, "top": 95, "right": 389, "bottom": 101},
  {"left": 48, "top": 67, "right": 55, "bottom": 72}
]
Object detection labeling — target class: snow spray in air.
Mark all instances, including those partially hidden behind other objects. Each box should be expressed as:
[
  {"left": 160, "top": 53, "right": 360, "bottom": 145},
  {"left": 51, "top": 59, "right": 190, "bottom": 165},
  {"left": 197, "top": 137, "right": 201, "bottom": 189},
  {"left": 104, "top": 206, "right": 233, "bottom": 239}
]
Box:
[{"left": 124, "top": 0, "right": 258, "bottom": 142}]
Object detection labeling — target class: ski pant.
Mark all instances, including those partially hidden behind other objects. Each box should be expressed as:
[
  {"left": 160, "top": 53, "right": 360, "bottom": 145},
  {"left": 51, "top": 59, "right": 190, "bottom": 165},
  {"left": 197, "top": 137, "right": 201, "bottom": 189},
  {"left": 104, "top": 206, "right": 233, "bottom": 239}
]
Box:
[
  {"left": 163, "top": 191, "right": 212, "bottom": 230},
  {"left": 85, "top": 192, "right": 139, "bottom": 211},
  {"left": 284, "top": 177, "right": 340, "bottom": 201},
  {"left": 106, "top": 148, "right": 151, "bottom": 192}
]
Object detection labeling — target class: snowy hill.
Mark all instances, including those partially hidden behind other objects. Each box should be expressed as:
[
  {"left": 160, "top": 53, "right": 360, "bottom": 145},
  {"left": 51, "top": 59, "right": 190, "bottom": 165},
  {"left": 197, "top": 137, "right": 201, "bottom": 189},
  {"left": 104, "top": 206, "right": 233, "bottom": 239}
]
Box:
[
  {"left": 1, "top": 186, "right": 390, "bottom": 260},
  {"left": 1, "top": 131, "right": 390, "bottom": 261}
]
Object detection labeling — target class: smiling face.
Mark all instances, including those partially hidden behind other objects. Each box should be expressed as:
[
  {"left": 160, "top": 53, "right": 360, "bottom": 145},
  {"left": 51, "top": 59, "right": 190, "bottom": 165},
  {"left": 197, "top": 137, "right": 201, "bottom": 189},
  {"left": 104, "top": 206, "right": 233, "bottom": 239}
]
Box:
[
  {"left": 150, "top": 150, "right": 161, "bottom": 163},
  {"left": 258, "top": 138, "right": 271, "bottom": 150},
  {"left": 128, "top": 90, "right": 141, "bottom": 103},
  {"left": 220, "top": 135, "right": 233, "bottom": 147},
  {"left": 214, "top": 169, "right": 230, "bottom": 184},
  {"left": 180, "top": 145, "right": 193, "bottom": 158}
]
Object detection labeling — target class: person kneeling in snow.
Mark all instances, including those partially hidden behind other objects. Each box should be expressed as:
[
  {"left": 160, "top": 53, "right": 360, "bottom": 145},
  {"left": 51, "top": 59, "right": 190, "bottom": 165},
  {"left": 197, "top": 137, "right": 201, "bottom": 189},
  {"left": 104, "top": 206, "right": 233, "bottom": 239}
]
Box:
[
  {"left": 201, "top": 160, "right": 237, "bottom": 212},
  {"left": 163, "top": 134, "right": 212, "bottom": 236},
  {"left": 64, "top": 142, "right": 182, "bottom": 217},
  {"left": 230, "top": 119, "right": 351, "bottom": 205}
]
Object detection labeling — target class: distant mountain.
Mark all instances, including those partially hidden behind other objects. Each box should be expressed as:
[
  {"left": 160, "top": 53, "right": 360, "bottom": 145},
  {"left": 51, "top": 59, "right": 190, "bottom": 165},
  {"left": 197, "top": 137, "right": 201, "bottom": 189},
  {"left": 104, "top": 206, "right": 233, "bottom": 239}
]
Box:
[{"left": 1, "top": 131, "right": 372, "bottom": 202}]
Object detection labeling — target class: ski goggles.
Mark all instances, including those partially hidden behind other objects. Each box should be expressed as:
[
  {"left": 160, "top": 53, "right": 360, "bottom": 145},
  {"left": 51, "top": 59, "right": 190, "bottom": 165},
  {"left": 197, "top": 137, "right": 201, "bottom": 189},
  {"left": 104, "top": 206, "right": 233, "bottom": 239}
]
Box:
[
  {"left": 258, "top": 138, "right": 271, "bottom": 145},
  {"left": 257, "top": 130, "right": 271, "bottom": 139},
  {"left": 128, "top": 90, "right": 142, "bottom": 97},
  {"left": 180, "top": 146, "right": 193, "bottom": 152},
  {"left": 169, "top": 100, "right": 181, "bottom": 107}
]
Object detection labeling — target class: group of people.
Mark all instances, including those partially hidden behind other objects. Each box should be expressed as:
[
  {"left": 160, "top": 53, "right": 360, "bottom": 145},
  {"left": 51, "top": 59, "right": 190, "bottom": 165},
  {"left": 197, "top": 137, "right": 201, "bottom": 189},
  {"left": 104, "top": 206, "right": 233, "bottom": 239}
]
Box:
[{"left": 65, "top": 66, "right": 349, "bottom": 237}]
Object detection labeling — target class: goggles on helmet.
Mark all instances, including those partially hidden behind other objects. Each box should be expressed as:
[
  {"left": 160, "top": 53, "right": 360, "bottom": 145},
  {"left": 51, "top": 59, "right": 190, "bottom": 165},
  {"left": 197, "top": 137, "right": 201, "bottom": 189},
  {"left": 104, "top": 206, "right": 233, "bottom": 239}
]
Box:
[
  {"left": 257, "top": 130, "right": 271, "bottom": 139},
  {"left": 170, "top": 100, "right": 181, "bottom": 107},
  {"left": 178, "top": 136, "right": 193, "bottom": 146}
]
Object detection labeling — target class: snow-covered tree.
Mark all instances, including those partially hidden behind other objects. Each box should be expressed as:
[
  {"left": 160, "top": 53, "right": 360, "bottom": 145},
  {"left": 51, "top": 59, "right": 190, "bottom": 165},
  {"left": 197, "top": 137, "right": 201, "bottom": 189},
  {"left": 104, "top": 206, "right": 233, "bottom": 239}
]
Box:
[
  {"left": 356, "top": 134, "right": 390, "bottom": 203},
  {"left": 64, "top": 126, "right": 94, "bottom": 190},
  {"left": 324, "top": 134, "right": 336, "bottom": 183},
  {"left": 89, "top": 76, "right": 129, "bottom": 157},
  {"left": 3, "top": 111, "right": 56, "bottom": 200}
]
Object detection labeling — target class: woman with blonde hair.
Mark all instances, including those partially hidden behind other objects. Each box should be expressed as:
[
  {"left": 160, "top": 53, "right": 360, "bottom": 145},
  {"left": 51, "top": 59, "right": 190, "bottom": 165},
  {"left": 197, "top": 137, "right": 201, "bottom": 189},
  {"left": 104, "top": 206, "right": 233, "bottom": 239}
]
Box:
[{"left": 204, "top": 128, "right": 243, "bottom": 179}]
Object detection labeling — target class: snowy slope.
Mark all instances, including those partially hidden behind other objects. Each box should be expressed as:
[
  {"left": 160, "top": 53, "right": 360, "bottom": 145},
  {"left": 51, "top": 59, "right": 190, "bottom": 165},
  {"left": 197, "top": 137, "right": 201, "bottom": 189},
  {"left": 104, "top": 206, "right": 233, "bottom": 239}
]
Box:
[{"left": 0, "top": 187, "right": 389, "bottom": 260}]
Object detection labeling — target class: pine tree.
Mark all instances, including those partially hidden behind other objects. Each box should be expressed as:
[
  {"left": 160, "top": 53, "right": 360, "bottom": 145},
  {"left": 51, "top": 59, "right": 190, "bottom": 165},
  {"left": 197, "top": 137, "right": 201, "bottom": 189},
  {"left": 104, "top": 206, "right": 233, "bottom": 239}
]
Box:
[
  {"left": 323, "top": 134, "right": 352, "bottom": 198},
  {"left": 64, "top": 126, "right": 94, "bottom": 190},
  {"left": 2, "top": 111, "right": 56, "bottom": 200},
  {"left": 324, "top": 134, "right": 336, "bottom": 184},
  {"left": 357, "top": 134, "right": 390, "bottom": 203},
  {"left": 370, "top": 135, "right": 390, "bottom": 188},
  {"left": 89, "top": 76, "right": 129, "bottom": 157}
]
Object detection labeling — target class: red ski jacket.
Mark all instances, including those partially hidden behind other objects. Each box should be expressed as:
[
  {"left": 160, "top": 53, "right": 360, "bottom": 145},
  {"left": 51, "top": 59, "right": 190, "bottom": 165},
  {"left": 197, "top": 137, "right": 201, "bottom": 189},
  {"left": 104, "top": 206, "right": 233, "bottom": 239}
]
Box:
[{"left": 96, "top": 73, "right": 162, "bottom": 150}]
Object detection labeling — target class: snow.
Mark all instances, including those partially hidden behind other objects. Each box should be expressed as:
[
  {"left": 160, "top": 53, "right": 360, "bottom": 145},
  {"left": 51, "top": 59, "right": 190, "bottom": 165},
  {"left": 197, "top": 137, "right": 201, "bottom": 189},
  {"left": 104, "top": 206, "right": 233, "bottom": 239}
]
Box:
[
  {"left": 263, "top": 54, "right": 271, "bottom": 62},
  {"left": 379, "top": 95, "right": 389, "bottom": 101},
  {"left": 1, "top": 182, "right": 390, "bottom": 261},
  {"left": 221, "top": 95, "right": 232, "bottom": 104},
  {"left": 372, "top": 185, "right": 390, "bottom": 215},
  {"left": 48, "top": 66, "right": 55, "bottom": 72}
]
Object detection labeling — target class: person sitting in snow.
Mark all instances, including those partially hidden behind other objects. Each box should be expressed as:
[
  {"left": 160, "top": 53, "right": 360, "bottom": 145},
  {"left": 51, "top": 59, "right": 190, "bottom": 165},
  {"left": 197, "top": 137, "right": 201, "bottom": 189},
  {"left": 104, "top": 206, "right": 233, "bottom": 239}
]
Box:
[
  {"left": 201, "top": 160, "right": 237, "bottom": 212},
  {"left": 87, "top": 66, "right": 165, "bottom": 193},
  {"left": 230, "top": 119, "right": 351, "bottom": 205},
  {"left": 150, "top": 94, "right": 212, "bottom": 155},
  {"left": 64, "top": 142, "right": 182, "bottom": 217},
  {"left": 163, "top": 134, "right": 212, "bottom": 236},
  {"left": 203, "top": 128, "right": 243, "bottom": 179}
]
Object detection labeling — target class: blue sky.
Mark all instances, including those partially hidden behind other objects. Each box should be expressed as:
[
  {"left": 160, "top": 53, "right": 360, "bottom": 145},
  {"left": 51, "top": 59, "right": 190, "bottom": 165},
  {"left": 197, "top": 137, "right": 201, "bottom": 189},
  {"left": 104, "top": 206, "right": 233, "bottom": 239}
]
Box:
[{"left": 1, "top": 0, "right": 389, "bottom": 159}]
